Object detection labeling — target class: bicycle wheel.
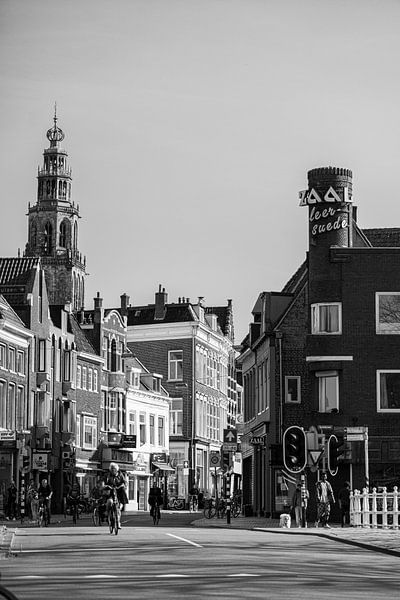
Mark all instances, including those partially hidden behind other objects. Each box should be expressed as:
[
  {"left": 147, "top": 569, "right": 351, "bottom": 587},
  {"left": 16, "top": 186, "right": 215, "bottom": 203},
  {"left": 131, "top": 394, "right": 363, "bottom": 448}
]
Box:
[
  {"left": 92, "top": 507, "right": 100, "bottom": 526},
  {"left": 113, "top": 505, "right": 119, "bottom": 535},
  {"left": 203, "top": 504, "right": 216, "bottom": 519},
  {"left": 175, "top": 498, "right": 185, "bottom": 510}
]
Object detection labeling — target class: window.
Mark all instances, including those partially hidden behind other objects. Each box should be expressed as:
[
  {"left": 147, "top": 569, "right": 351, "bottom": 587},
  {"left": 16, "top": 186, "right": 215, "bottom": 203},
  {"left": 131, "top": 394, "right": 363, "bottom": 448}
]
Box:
[
  {"left": 149, "top": 414, "right": 155, "bottom": 445},
  {"left": 88, "top": 368, "right": 93, "bottom": 392},
  {"left": 38, "top": 339, "right": 46, "bottom": 371},
  {"left": 0, "top": 344, "right": 5, "bottom": 369},
  {"left": 76, "top": 365, "right": 82, "bottom": 389},
  {"left": 316, "top": 371, "right": 339, "bottom": 413},
  {"left": 169, "top": 398, "right": 183, "bottom": 435},
  {"left": 128, "top": 411, "right": 136, "bottom": 435},
  {"left": 16, "top": 386, "right": 25, "bottom": 430},
  {"left": 311, "top": 303, "right": 341, "bottom": 334},
  {"left": 8, "top": 348, "right": 16, "bottom": 372},
  {"left": 168, "top": 350, "right": 183, "bottom": 381},
  {"left": 139, "top": 412, "right": 146, "bottom": 446},
  {"left": 285, "top": 376, "right": 301, "bottom": 403},
  {"left": 109, "top": 393, "right": 118, "bottom": 430},
  {"left": 16, "top": 351, "right": 25, "bottom": 374},
  {"left": 82, "top": 367, "right": 87, "bottom": 390},
  {"left": 377, "top": 370, "right": 400, "bottom": 411},
  {"left": 83, "top": 416, "right": 97, "bottom": 450},
  {"left": 376, "top": 293, "right": 400, "bottom": 334},
  {"left": 158, "top": 417, "right": 165, "bottom": 446},
  {"left": 63, "top": 350, "right": 71, "bottom": 381},
  {"left": 0, "top": 380, "right": 6, "bottom": 427},
  {"left": 76, "top": 414, "right": 81, "bottom": 447},
  {"left": 93, "top": 370, "right": 98, "bottom": 392},
  {"left": 7, "top": 384, "right": 16, "bottom": 429}
]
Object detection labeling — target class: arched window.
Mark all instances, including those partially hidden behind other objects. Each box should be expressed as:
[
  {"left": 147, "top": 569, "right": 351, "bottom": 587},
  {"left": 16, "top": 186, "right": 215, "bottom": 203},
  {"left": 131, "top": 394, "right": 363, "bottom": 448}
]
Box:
[
  {"left": 44, "top": 222, "right": 53, "bottom": 255},
  {"left": 59, "top": 221, "right": 67, "bottom": 247},
  {"left": 31, "top": 221, "right": 37, "bottom": 249},
  {"left": 111, "top": 339, "right": 117, "bottom": 372}
]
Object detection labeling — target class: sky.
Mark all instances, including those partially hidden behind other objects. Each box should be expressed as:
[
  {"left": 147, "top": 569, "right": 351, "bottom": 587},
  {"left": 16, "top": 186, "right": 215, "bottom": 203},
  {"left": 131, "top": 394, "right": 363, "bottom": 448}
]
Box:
[{"left": 1, "top": 0, "right": 400, "bottom": 344}]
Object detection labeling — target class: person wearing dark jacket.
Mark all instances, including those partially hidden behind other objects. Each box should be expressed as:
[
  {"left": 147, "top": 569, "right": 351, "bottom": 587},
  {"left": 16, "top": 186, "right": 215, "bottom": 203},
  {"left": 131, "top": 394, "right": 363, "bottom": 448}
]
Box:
[{"left": 338, "top": 482, "right": 351, "bottom": 527}]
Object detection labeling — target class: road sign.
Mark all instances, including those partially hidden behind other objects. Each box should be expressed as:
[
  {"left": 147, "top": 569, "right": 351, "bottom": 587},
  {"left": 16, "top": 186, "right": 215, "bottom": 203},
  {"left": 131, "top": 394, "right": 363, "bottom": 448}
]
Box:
[
  {"left": 209, "top": 452, "right": 221, "bottom": 467},
  {"left": 222, "top": 443, "right": 237, "bottom": 452},
  {"left": 308, "top": 450, "right": 323, "bottom": 466},
  {"left": 223, "top": 429, "right": 237, "bottom": 444}
]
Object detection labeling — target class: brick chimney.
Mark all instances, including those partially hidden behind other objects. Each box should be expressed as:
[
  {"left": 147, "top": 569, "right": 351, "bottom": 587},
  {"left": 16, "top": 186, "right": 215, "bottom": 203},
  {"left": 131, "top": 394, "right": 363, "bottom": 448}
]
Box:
[
  {"left": 120, "top": 293, "right": 130, "bottom": 317},
  {"left": 155, "top": 285, "right": 168, "bottom": 320}
]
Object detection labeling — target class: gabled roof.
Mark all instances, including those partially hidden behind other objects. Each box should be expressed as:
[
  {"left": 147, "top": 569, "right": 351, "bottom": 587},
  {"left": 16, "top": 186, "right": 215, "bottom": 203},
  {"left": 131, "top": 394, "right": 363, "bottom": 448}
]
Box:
[
  {"left": 362, "top": 228, "right": 400, "bottom": 248},
  {"left": 0, "top": 294, "right": 28, "bottom": 330},
  {"left": 126, "top": 303, "right": 196, "bottom": 326},
  {"left": 0, "top": 257, "right": 40, "bottom": 304},
  {"left": 68, "top": 313, "right": 98, "bottom": 355}
]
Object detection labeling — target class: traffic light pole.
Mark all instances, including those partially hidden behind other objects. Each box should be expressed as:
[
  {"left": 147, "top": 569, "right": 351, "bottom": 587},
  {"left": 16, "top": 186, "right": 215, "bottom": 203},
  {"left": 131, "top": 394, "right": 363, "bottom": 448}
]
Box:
[{"left": 226, "top": 455, "right": 231, "bottom": 525}]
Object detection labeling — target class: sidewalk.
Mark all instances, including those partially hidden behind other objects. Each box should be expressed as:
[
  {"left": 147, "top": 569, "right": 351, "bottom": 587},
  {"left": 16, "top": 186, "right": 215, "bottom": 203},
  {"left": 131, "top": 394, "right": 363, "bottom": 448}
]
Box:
[{"left": 192, "top": 515, "right": 400, "bottom": 557}]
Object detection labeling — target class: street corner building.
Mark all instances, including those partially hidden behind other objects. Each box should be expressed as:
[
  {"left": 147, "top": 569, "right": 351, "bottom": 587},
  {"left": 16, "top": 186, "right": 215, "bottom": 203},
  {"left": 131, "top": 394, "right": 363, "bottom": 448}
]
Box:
[{"left": 237, "top": 166, "right": 400, "bottom": 521}]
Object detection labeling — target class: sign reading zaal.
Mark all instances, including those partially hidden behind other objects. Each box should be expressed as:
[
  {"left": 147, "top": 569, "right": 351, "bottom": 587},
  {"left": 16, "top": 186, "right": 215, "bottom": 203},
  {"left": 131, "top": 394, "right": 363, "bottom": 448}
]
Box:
[{"left": 32, "top": 451, "right": 50, "bottom": 471}]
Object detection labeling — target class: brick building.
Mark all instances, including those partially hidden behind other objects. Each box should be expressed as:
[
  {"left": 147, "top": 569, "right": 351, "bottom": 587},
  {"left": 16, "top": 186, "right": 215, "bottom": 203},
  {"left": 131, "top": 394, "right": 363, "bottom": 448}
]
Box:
[
  {"left": 123, "top": 286, "right": 238, "bottom": 499},
  {"left": 238, "top": 166, "right": 400, "bottom": 520}
]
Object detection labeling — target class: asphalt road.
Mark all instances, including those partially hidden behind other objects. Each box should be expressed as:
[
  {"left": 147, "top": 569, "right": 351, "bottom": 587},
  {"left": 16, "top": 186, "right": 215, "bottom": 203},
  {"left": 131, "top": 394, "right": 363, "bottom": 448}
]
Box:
[{"left": 2, "top": 520, "right": 400, "bottom": 600}]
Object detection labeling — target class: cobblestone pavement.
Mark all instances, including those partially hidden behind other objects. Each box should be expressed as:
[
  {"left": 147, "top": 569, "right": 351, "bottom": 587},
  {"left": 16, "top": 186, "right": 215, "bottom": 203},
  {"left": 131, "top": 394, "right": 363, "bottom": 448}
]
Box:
[{"left": 192, "top": 515, "right": 400, "bottom": 557}]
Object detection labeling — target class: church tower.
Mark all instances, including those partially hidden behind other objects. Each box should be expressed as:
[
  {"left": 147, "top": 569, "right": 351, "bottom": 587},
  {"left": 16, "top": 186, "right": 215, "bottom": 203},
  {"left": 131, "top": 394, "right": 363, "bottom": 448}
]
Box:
[{"left": 25, "top": 109, "right": 86, "bottom": 310}]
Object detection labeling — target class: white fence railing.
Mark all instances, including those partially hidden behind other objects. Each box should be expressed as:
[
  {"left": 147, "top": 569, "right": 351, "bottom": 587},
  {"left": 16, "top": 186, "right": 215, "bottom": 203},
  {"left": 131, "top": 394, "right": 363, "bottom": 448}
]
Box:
[{"left": 350, "top": 487, "right": 400, "bottom": 529}]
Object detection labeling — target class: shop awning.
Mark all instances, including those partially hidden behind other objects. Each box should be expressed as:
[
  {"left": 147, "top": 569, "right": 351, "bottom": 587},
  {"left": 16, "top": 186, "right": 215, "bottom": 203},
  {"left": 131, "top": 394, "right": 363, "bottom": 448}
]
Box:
[{"left": 152, "top": 462, "right": 175, "bottom": 472}]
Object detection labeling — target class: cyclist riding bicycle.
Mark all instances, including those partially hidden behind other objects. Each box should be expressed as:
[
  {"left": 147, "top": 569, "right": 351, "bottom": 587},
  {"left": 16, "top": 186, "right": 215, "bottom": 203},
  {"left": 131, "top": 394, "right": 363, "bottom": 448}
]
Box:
[
  {"left": 38, "top": 478, "right": 53, "bottom": 524},
  {"left": 65, "top": 478, "right": 81, "bottom": 516},
  {"left": 90, "top": 479, "right": 108, "bottom": 523},
  {"left": 148, "top": 485, "right": 163, "bottom": 517},
  {"left": 103, "top": 462, "right": 128, "bottom": 530}
]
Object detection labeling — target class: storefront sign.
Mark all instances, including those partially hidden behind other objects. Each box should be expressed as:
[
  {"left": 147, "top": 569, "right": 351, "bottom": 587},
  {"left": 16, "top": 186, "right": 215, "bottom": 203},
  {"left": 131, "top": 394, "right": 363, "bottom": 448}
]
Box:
[
  {"left": 0, "top": 430, "right": 16, "bottom": 442},
  {"left": 32, "top": 451, "right": 49, "bottom": 471}
]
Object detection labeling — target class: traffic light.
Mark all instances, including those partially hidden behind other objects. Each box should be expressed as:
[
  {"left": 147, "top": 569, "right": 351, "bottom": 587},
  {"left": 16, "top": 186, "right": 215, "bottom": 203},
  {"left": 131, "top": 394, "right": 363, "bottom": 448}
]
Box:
[
  {"left": 283, "top": 426, "right": 307, "bottom": 473},
  {"left": 222, "top": 452, "right": 231, "bottom": 472},
  {"left": 327, "top": 434, "right": 345, "bottom": 475}
]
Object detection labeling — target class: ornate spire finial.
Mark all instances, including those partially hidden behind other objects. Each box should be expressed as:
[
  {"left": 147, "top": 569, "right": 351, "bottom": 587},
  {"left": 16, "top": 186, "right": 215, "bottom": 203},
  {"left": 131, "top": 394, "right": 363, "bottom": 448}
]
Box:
[{"left": 47, "top": 103, "right": 65, "bottom": 145}]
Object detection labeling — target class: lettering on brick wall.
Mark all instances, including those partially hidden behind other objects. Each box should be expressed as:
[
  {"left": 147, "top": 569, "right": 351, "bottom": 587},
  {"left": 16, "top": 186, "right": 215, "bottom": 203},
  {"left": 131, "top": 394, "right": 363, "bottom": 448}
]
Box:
[
  {"left": 299, "top": 186, "right": 350, "bottom": 206},
  {"left": 309, "top": 206, "right": 348, "bottom": 236}
]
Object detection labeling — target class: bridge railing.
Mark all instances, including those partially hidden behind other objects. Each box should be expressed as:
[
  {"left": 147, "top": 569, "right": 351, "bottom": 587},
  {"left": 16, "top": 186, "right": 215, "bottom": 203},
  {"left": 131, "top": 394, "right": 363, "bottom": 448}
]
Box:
[{"left": 350, "top": 486, "right": 399, "bottom": 529}]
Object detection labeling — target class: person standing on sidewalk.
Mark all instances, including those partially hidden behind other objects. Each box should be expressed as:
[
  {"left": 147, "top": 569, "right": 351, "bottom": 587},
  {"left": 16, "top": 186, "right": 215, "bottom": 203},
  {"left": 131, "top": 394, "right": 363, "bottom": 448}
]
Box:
[
  {"left": 315, "top": 472, "right": 335, "bottom": 528},
  {"left": 338, "top": 481, "right": 351, "bottom": 527},
  {"left": 291, "top": 482, "right": 309, "bottom": 527}
]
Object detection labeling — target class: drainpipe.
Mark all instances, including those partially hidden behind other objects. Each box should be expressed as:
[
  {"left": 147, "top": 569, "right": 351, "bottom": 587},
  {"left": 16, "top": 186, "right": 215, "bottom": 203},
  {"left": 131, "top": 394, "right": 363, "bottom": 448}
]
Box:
[{"left": 276, "top": 332, "right": 283, "bottom": 443}]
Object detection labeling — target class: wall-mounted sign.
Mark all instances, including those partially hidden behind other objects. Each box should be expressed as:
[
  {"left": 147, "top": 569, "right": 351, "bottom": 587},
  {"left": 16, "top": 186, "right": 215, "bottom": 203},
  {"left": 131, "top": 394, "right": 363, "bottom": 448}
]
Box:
[
  {"left": 299, "top": 186, "right": 350, "bottom": 206},
  {"left": 0, "top": 430, "right": 16, "bottom": 442},
  {"left": 309, "top": 205, "right": 349, "bottom": 236},
  {"left": 32, "top": 451, "right": 50, "bottom": 471}
]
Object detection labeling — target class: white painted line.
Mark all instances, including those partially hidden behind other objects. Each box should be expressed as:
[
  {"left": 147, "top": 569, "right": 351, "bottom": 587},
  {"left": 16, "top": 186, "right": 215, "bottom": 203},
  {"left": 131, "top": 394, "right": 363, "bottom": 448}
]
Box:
[
  {"left": 14, "top": 576, "right": 47, "bottom": 579},
  {"left": 166, "top": 533, "right": 202, "bottom": 547},
  {"left": 16, "top": 545, "right": 180, "bottom": 554},
  {"left": 156, "top": 574, "right": 190, "bottom": 578},
  {"left": 228, "top": 573, "right": 261, "bottom": 577},
  {"left": 85, "top": 575, "right": 118, "bottom": 578}
]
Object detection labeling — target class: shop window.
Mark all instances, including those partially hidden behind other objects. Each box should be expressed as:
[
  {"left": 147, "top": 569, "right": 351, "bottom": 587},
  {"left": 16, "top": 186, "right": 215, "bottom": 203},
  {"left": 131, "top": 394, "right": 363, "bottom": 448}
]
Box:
[
  {"left": 285, "top": 376, "right": 301, "bottom": 403},
  {"left": 311, "top": 303, "right": 341, "bottom": 334},
  {"left": 376, "top": 293, "right": 400, "bottom": 334},
  {"left": 316, "top": 371, "right": 339, "bottom": 413},
  {"left": 377, "top": 370, "right": 400, "bottom": 411}
]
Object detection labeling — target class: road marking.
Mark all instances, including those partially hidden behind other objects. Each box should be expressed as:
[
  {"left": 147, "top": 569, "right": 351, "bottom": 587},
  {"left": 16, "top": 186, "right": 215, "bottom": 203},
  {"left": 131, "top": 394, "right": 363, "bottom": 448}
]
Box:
[
  {"left": 14, "top": 545, "right": 181, "bottom": 554},
  {"left": 85, "top": 575, "right": 118, "bottom": 578},
  {"left": 228, "top": 573, "right": 260, "bottom": 577},
  {"left": 14, "top": 576, "right": 46, "bottom": 579},
  {"left": 156, "top": 574, "right": 190, "bottom": 578},
  {"left": 166, "top": 533, "right": 202, "bottom": 547}
]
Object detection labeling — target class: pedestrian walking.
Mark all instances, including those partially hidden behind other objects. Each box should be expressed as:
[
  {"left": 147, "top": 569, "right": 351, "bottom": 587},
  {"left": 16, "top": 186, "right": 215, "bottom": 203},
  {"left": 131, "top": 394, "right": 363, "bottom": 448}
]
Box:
[
  {"left": 315, "top": 472, "right": 335, "bottom": 528},
  {"left": 291, "top": 482, "right": 309, "bottom": 527},
  {"left": 6, "top": 480, "right": 18, "bottom": 520},
  {"left": 27, "top": 479, "right": 39, "bottom": 522},
  {"left": 338, "top": 481, "right": 351, "bottom": 527}
]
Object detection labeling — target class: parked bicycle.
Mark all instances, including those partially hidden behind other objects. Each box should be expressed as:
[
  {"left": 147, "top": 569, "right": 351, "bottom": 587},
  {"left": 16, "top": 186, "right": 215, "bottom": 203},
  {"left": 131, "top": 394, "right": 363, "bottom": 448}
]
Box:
[
  {"left": 231, "top": 492, "right": 242, "bottom": 518},
  {"left": 188, "top": 494, "right": 198, "bottom": 512},
  {"left": 167, "top": 496, "right": 185, "bottom": 510},
  {"left": 63, "top": 496, "right": 86, "bottom": 522},
  {"left": 203, "top": 497, "right": 226, "bottom": 519}
]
